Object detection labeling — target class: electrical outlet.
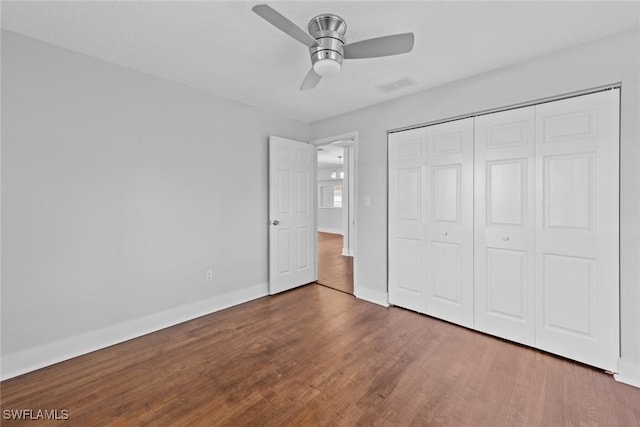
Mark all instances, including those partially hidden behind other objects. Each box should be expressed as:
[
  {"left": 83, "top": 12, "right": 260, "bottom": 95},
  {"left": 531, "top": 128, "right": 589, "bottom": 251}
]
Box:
[{"left": 206, "top": 269, "right": 214, "bottom": 282}]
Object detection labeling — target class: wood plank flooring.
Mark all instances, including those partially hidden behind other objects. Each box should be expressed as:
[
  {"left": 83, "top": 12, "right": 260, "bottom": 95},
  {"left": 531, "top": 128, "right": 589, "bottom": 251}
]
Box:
[
  {"left": 2, "top": 284, "right": 639, "bottom": 426},
  {"left": 317, "top": 232, "right": 353, "bottom": 294}
]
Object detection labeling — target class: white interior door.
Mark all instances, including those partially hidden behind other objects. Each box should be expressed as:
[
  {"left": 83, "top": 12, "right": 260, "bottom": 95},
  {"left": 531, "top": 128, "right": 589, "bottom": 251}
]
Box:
[
  {"left": 269, "top": 136, "right": 317, "bottom": 294},
  {"left": 424, "top": 118, "right": 474, "bottom": 327},
  {"left": 388, "top": 128, "right": 426, "bottom": 312},
  {"left": 534, "top": 89, "right": 619, "bottom": 371},
  {"left": 474, "top": 106, "right": 536, "bottom": 345}
]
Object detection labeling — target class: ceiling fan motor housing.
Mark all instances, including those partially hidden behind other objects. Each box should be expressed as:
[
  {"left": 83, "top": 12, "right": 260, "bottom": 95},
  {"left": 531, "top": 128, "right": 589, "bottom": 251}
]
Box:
[{"left": 308, "top": 14, "right": 346, "bottom": 73}]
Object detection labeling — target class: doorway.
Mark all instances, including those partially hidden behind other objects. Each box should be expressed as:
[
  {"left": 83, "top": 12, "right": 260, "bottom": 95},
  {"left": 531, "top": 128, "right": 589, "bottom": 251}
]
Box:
[{"left": 315, "top": 134, "right": 357, "bottom": 294}]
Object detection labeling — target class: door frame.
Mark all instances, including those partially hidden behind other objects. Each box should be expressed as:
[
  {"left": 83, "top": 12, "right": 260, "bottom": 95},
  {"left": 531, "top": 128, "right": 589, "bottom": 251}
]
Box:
[{"left": 312, "top": 131, "right": 358, "bottom": 294}]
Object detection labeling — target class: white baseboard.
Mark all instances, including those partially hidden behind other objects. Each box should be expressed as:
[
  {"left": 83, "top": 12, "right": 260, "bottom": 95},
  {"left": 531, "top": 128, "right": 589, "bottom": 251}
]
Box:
[
  {"left": 354, "top": 285, "right": 389, "bottom": 307},
  {"left": 615, "top": 358, "right": 640, "bottom": 389},
  {"left": 341, "top": 248, "right": 354, "bottom": 257},
  {"left": 0, "top": 283, "right": 268, "bottom": 381},
  {"left": 318, "top": 227, "right": 343, "bottom": 235}
]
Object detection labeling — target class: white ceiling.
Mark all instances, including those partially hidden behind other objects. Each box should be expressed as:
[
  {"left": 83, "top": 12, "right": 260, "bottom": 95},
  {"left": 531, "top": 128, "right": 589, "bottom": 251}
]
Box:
[{"left": 2, "top": 1, "right": 639, "bottom": 123}]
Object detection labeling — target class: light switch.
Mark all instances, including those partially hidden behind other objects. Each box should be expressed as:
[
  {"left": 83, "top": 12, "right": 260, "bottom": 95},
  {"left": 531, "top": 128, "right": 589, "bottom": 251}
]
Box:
[{"left": 364, "top": 196, "right": 371, "bottom": 207}]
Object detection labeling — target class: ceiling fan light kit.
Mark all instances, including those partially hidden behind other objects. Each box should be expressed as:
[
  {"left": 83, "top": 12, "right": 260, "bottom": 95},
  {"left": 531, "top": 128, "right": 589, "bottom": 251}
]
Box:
[
  {"left": 252, "top": 4, "right": 415, "bottom": 90},
  {"left": 313, "top": 58, "right": 341, "bottom": 76}
]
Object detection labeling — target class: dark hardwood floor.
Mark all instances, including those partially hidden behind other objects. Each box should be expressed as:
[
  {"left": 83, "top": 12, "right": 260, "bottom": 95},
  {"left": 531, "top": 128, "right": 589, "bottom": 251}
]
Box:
[
  {"left": 317, "top": 232, "right": 353, "bottom": 294},
  {"left": 2, "top": 284, "right": 639, "bottom": 426}
]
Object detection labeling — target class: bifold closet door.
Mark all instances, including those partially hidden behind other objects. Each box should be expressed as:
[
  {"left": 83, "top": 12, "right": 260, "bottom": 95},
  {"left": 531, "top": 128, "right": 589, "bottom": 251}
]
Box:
[
  {"left": 474, "top": 107, "right": 536, "bottom": 345},
  {"left": 388, "top": 128, "right": 426, "bottom": 313},
  {"left": 534, "top": 89, "right": 619, "bottom": 371},
  {"left": 424, "top": 118, "right": 474, "bottom": 327}
]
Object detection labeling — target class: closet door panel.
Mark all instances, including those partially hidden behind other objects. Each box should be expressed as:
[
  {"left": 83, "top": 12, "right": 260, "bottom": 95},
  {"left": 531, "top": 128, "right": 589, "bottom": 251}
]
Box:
[
  {"left": 391, "top": 238, "right": 423, "bottom": 296},
  {"left": 487, "top": 159, "right": 525, "bottom": 225},
  {"left": 535, "top": 90, "right": 619, "bottom": 371},
  {"left": 431, "top": 242, "right": 461, "bottom": 303},
  {"left": 388, "top": 128, "right": 427, "bottom": 312},
  {"left": 485, "top": 248, "right": 527, "bottom": 319},
  {"left": 474, "top": 106, "right": 536, "bottom": 345},
  {"left": 425, "top": 118, "right": 474, "bottom": 327},
  {"left": 432, "top": 165, "right": 460, "bottom": 222}
]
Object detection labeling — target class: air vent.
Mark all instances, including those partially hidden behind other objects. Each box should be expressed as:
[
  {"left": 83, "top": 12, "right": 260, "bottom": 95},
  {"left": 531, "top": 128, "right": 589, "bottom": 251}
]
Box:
[{"left": 376, "top": 77, "right": 417, "bottom": 93}]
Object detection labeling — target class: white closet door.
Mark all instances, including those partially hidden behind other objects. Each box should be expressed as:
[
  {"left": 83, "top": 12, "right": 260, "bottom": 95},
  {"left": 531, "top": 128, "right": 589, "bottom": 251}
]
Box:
[
  {"left": 388, "top": 128, "right": 426, "bottom": 313},
  {"left": 474, "top": 107, "right": 536, "bottom": 345},
  {"left": 534, "top": 89, "right": 619, "bottom": 371},
  {"left": 425, "top": 118, "right": 474, "bottom": 327}
]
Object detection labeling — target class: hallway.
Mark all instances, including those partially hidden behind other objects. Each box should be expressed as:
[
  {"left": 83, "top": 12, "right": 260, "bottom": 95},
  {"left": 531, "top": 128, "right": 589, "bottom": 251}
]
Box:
[{"left": 317, "top": 232, "right": 353, "bottom": 294}]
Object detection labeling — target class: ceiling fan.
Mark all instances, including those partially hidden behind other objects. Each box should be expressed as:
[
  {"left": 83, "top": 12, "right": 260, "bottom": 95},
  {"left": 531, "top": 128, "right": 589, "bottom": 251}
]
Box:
[{"left": 252, "top": 4, "right": 415, "bottom": 90}]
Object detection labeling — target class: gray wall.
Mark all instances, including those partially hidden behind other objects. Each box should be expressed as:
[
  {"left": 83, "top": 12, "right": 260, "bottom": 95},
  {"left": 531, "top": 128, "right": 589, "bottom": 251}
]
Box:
[
  {"left": 1, "top": 31, "right": 308, "bottom": 368},
  {"left": 309, "top": 29, "right": 640, "bottom": 365},
  {"left": 3, "top": 26, "right": 639, "bottom": 379}
]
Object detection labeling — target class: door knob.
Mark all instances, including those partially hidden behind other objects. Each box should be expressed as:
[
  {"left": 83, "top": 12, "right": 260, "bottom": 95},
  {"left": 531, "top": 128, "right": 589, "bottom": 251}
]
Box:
[
  {"left": 272, "top": 220, "right": 280, "bottom": 226},
  {"left": 502, "top": 236, "right": 510, "bottom": 241},
  {"left": 442, "top": 231, "right": 448, "bottom": 236}
]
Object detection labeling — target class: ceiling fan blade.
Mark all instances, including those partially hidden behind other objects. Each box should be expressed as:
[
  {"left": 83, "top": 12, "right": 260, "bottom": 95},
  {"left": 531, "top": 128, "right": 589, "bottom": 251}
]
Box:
[
  {"left": 343, "top": 33, "right": 414, "bottom": 59},
  {"left": 252, "top": 4, "right": 319, "bottom": 48},
  {"left": 300, "top": 68, "right": 321, "bottom": 90}
]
